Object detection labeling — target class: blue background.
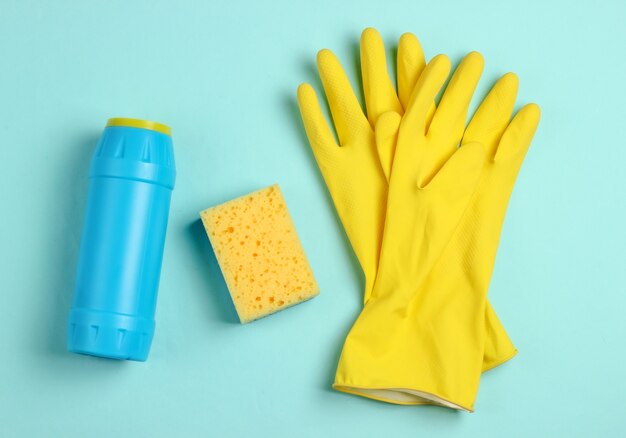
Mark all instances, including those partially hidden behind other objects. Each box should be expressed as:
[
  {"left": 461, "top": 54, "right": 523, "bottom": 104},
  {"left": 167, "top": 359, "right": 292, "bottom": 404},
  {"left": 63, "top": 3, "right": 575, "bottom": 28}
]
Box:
[{"left": 1, "top": 0, "right": 624, "bottom": 436}]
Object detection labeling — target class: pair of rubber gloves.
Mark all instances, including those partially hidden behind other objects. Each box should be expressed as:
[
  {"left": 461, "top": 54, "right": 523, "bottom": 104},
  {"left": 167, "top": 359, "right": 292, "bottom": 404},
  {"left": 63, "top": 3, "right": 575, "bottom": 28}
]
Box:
[{"left": 297, "top": 28, "right": 540, "bottom": 411}]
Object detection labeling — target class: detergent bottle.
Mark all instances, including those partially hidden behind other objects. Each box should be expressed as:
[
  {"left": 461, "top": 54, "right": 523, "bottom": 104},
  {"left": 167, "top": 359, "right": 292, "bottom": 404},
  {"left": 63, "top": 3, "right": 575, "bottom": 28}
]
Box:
[{"left": 68, "top": 118, "right": 175, "bottom": 361}]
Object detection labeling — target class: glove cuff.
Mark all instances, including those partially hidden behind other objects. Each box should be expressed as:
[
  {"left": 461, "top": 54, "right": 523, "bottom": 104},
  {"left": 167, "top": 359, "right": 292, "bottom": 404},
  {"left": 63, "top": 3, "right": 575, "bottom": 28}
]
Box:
[{"left": 333, "top": 298, "right": 481, "bottom": 412}]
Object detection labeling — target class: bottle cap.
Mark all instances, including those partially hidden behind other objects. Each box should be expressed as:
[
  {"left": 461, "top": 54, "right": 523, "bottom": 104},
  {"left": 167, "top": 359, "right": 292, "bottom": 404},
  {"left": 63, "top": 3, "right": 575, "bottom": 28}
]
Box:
[{"left": 106, "top": 117, "right": 171, "bottom": 136}]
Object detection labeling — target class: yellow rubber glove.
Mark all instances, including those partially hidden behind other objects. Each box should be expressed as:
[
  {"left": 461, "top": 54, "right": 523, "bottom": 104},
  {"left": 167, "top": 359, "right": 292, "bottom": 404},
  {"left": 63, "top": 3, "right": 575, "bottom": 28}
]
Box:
[
  {"left": 334, "top": 62, "right": 541, "bottom": 412},
  {"left": 361, "top": 28, "right": 518, "bottom": 370}
]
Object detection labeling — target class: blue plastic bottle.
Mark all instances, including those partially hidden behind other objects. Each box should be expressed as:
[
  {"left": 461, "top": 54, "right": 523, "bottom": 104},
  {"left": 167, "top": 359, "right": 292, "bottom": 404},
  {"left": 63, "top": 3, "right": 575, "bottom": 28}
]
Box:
[{"left": 68, "top": 118, "right": 176, "bottom": 361}]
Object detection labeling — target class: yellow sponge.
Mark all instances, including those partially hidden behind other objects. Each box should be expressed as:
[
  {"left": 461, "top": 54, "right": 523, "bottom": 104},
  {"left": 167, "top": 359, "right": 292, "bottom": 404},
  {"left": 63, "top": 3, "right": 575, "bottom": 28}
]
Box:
[{"left": 200, "top": 185, "right": 319, "bottom": 323}]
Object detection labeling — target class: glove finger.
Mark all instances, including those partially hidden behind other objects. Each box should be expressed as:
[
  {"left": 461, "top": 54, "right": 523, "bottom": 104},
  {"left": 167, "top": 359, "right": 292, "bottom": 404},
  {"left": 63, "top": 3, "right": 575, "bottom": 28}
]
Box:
[
  {"left": 375, "top": 111, "right": 401, "bottom": 182},
  {"left": 428, "top": 52, "right": 484, "bottom": 141},
  {"left": 494, "top": 103, "right": 541, "bottom": 164},
  {"left": 397, "top": 32, "right": 426, "bottom": 110},
  {"left": 401, "top": 54, "right": 451, "bottom": 138},
  {"left": 464, "top": 73, "right": 519, "bottom": 159},
  {"left": 424, "top": 141, "right": 485, "bottom": 198},
  {"left": 317, "top": 49, "right": 371, "bottom": 145},
  {"left": 361, "top": 28, "right": 402, "bottom": 126},
  {"left": 297, "top": 83, "right": 340, "bottom": 162}
]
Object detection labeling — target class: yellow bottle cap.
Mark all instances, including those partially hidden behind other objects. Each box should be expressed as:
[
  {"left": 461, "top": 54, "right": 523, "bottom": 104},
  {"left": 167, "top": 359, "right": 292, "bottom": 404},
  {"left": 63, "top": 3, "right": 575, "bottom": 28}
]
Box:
[{"left": 106, "top": 118, "right": 171, "bottom": 136}]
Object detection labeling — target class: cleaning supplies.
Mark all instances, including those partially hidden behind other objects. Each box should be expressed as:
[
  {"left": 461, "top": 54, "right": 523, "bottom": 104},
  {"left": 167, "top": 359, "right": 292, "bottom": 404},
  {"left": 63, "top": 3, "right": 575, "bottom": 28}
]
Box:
[
  {"left": 299, "top": 29, "right": 540, "bottom": 410},
  {"left": 67, "top": 118, "right": 176, "bottom": 361},
  {"left": 335, "top": 71, "right": 540, "bottom": 411},
  {"left": 200, "top": 185, "right": 319, "bottom": 323},
  {"left": 298, "top": 27, "right": 516, "bottom": 374}
]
